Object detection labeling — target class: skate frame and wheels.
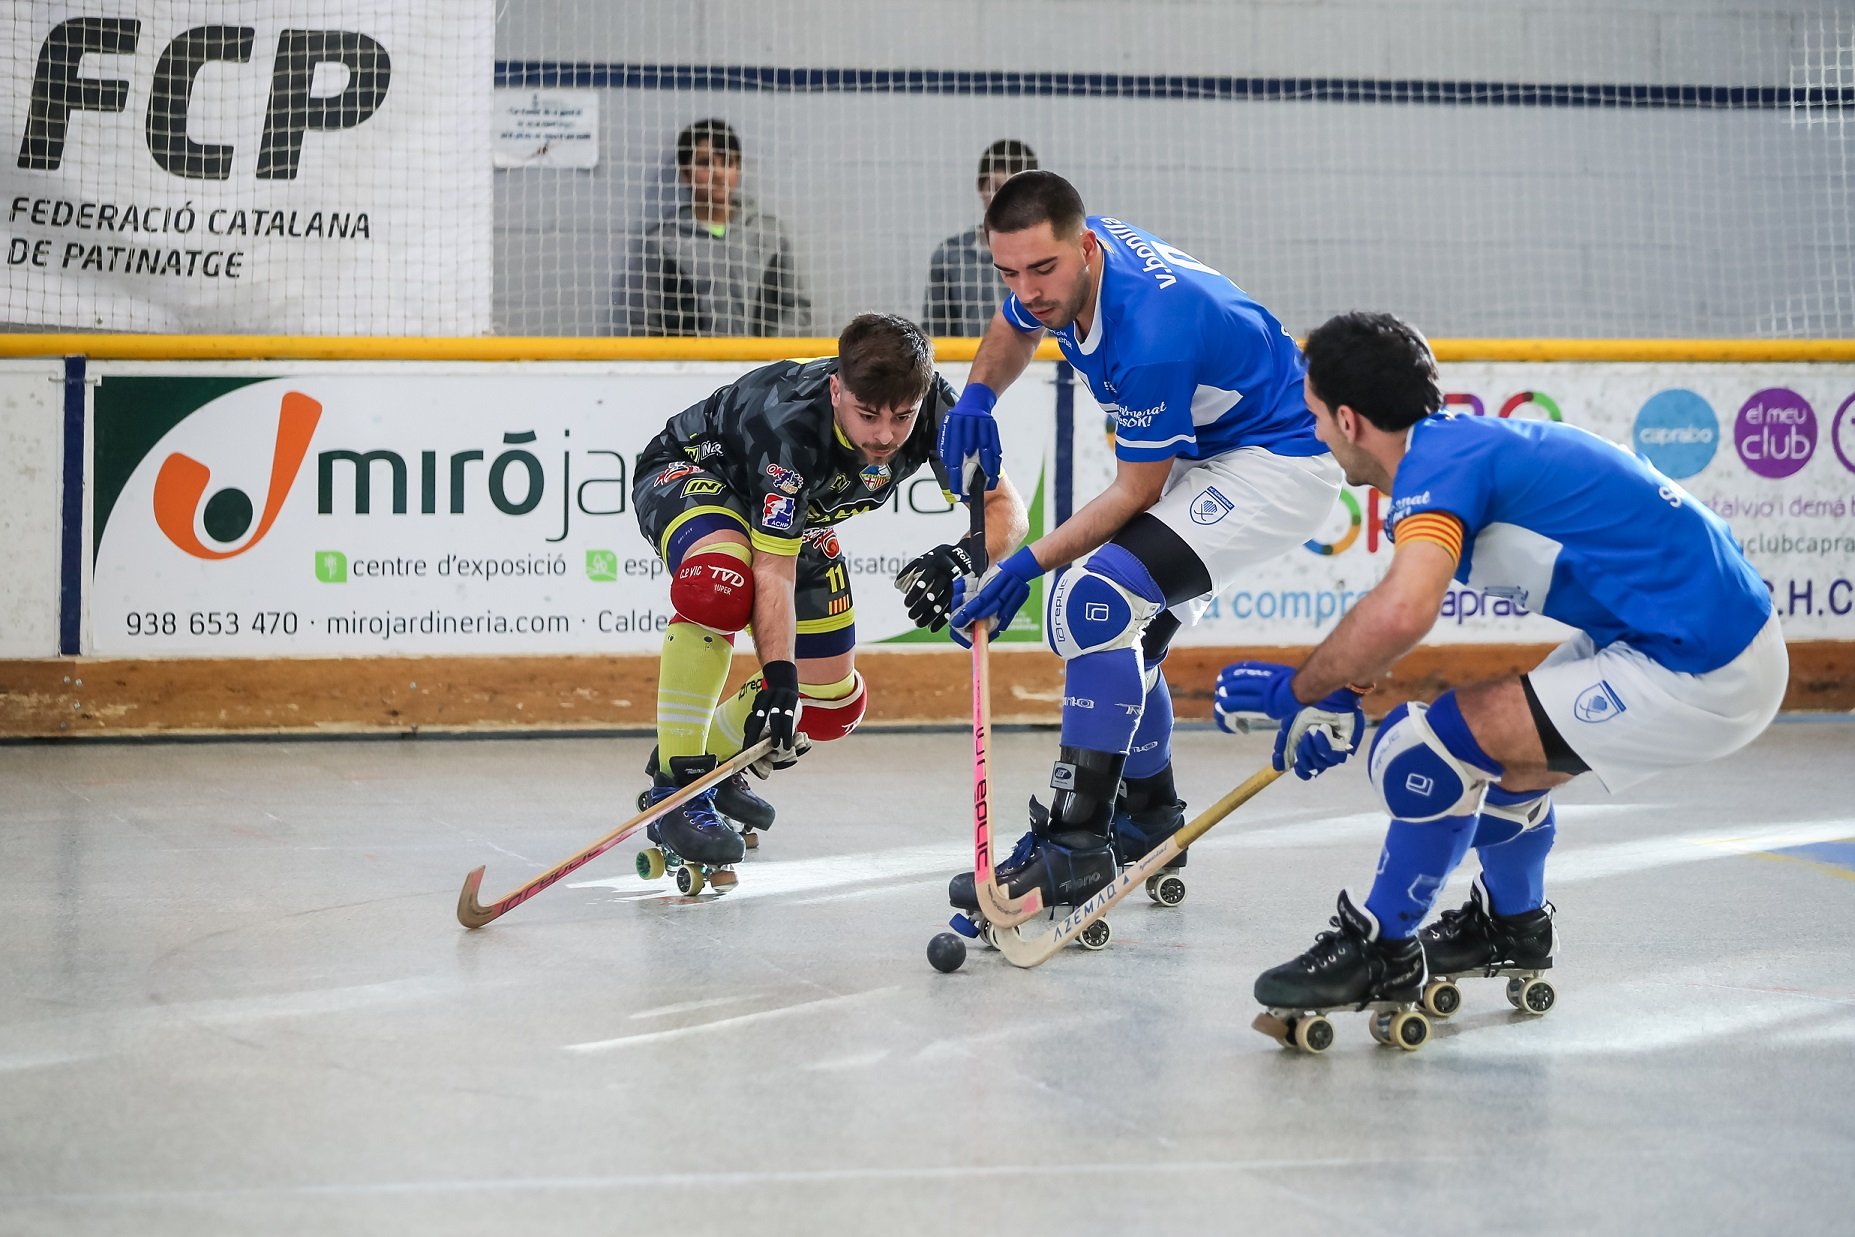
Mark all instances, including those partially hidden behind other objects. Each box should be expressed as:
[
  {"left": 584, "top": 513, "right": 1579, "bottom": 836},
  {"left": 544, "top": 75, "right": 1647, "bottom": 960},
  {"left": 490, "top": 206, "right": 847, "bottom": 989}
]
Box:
[
  {"left": 1424, "top": 966, "right": 1556, "bottom": 1019},
  {"left": 965, "top": 481, "right": 1044, "bottom": 931},
  {"left": 1253, "top": 1000, "right": 1430, "bottom": 1054},
  {"left": 455, "top": 739, "right": 772, "bottom": 928},
  {"left": 992, "top": 764, "right": 1284, "bottom": 968}
]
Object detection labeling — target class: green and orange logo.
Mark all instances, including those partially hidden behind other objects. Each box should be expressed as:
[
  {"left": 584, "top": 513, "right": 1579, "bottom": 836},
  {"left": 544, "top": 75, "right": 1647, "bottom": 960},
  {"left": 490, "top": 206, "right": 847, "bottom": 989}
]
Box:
[{"left": 151, "top": 391, "right": 321, "bottom": 559}]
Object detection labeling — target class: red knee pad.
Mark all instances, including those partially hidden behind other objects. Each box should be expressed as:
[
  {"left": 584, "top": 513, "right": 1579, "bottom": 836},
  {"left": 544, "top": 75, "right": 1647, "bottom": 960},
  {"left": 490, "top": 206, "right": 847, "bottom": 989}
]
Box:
[
  {"left": 798, "top": 673, "right": 868, "bottom": 743},
  {"left": 670, "top": 550, "right": 753, "bottom": 633}
]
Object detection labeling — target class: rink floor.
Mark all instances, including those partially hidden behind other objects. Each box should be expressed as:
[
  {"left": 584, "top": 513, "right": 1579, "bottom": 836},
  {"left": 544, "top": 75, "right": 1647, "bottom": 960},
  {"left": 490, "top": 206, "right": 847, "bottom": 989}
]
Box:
[{"left": 3, "top": 721, "right": 1853, "bottom": 1236}]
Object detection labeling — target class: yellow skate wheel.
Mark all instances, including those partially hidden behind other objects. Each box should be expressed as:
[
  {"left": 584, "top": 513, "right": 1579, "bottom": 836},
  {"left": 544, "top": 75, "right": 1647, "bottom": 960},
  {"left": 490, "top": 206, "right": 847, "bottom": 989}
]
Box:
[
  {"left": 1369, "top": 1011, "right": 1394, "bottom": 1045},
  {"left": 709, "top": 868, "right": 738, "bottom": 893},
  {"left": 1146, "top": 873, "right": 1187, "bottom": 906},
  {"left": 1292, "top": 1015, "right": 1335, "bottom": 1054},
  {"left": 980, "top": 924, "right": 1000, "bottom": 950},
  {"left": 741, "top": 830, "right": 760, "bottom": 851},
  {"left": 1423, "top": 979, "right": 1462, "bottom": 1018},
  {"left": 676, "top": 865, "right": 706, "bottom": 896},
  {"left": 1078, "top": 918, "right": 1112, "bottom": 951},
  {"left": 635, "top": 848, "right": 667, "bottom": 881},
  {"left": 1389, "top": 1010, "right": 1429, "bottom": 1051},
  {"left": 1510, "top": 977, "right": 1555, "bottom": 1015}
]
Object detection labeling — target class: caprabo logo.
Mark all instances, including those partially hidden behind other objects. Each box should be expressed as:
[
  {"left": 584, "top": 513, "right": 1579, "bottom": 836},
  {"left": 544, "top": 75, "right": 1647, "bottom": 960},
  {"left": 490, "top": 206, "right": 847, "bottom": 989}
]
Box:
[{"left": 152, "top": 391, "right": 321, "bottom": 558}]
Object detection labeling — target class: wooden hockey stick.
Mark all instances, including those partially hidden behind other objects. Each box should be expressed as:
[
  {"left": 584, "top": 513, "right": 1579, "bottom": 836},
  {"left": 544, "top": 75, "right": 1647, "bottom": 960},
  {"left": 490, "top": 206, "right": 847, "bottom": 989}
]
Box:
[
  {"left": 964, "top": 480, "right": 1045, "bottom": 928},
  {"left": 994, "top": 763, "right": 1284, "bottom": 967},
  {"left": 456, "top": 738, "right": 772, "bottom": 928}
]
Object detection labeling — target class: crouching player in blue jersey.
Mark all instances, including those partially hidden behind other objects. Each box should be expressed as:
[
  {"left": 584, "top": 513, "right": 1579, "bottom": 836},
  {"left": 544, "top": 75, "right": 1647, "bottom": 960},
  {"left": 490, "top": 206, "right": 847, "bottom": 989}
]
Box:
[
  {"left": 1217, "top": 311, "right": 1788, "bottom": 1052},
  {"left": 934, "top": 170, "right": 1343, "bottom": 917}
]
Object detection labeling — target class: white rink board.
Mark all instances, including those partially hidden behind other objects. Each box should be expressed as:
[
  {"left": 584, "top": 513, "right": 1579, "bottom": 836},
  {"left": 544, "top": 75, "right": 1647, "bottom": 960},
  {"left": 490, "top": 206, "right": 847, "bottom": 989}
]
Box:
[
  {"left": 0, "top": 360, "right": 63, "bottom": 657},
  {"left": 1069, "top": 362, "right": 1855, "bottom": 646},
  {"left": 86, "top": 360, "right": 1053, "bottom": 657}
]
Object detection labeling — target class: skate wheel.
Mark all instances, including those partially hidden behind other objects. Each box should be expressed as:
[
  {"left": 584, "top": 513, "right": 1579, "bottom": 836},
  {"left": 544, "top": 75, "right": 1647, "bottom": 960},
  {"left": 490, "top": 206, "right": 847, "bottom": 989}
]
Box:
[
  {"left": 948, "top": 914, "right": 981, "bottom": 940},
  {"left": 1511, "top": 978, "right": 1555, "bottom": 1015},
  {"left": 708, "top": 868, "right": 738, "bottom": 893},
  {"left": 1369, "top": 1011, "right": 1394, "bottom": 1045},
  {"left": 981, "top": 924, "right": 1000, "bottom": 951},
  {"left": 741, "top": 829, "right": 760, "bottom": 851},
  {"left": 635, "top": 848, "right": 667, "bottom": 881},
  {"left": 1423, "top": 979, "right": 1462, "bottom": 1019},
  {"left": 1389, "top": 1010, "right": 1429, "bottom": 1051},
  {"left": 1146, "top": 874, "right": 1187, "bottom": 906},
  {"left": 636, "top": 790, "right": 652, "bottom": 811},
  {"left": 1292, "top": 1015, "right": 1334, "bottom": 1054},
  {"left": 676, "top": 865, "right": 706, "bottom": 896},
  {"left": 1077, "top": 918, "right": 1112, "bottom": 951}
]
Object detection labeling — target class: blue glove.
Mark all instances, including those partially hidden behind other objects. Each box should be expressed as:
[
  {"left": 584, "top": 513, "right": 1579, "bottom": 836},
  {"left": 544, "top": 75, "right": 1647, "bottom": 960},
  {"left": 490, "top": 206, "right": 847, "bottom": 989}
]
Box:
[
  {"left": 1214, "top": 660, "right": 1364, "bottom": 781},
  {"left": 938, "top": 383, "right": 1001, "bottom": 498},
  {"left": 948, "top": 545, "right": 1041, "bottom": 647},
  {"left": 1272, "top": 691, "right": 1366, "bottom": 781}
]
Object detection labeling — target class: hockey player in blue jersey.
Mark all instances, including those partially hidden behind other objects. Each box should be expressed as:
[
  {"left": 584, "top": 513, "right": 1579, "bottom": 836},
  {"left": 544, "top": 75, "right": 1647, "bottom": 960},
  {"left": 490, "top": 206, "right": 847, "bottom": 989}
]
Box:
[
  {"left": 1217, "top": 311, "right": 1788, "bottom": 1051},
  {"left": 932, "top": 169, "right": 1342, "bottom": 915}
]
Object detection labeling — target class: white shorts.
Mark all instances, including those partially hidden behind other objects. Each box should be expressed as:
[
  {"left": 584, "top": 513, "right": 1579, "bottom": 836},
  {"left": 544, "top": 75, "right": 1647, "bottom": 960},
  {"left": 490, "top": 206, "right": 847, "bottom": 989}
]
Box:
[
  {"left": 1146, "top": 448, "right": 1343, "bottom": 623},
  {"left": 1525, "top": 612, "right": 1788, "bottom": 793}
]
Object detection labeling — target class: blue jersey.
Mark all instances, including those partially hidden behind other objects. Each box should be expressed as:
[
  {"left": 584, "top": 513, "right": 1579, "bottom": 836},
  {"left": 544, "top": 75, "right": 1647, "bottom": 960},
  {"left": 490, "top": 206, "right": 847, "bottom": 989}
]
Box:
[
  {"left": 1000, "top": 216, "right": 1324, "bottom": 463},
  {"left": 1389, "top": 414, "right": 1772, "bottom": 674}
]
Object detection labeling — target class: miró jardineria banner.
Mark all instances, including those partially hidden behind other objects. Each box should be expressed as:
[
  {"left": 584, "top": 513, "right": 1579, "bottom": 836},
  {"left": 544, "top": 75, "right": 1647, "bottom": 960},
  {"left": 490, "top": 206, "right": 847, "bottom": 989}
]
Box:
[{"left": 1, "top": 3, "right": 491, "bottom": 334}]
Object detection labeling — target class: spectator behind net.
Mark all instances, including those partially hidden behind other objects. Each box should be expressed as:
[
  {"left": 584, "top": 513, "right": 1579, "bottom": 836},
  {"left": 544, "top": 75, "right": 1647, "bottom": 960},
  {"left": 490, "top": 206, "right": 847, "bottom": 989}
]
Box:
[{"left": 921, "top": 139, "right": 1039, "bottom": 337}]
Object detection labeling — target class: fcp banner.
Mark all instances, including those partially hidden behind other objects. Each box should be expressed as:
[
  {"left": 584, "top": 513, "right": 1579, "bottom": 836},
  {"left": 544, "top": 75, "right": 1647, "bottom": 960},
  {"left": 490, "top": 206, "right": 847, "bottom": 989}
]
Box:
[{"left": 1, "top": 2, "right": 492, "bottom": 334}]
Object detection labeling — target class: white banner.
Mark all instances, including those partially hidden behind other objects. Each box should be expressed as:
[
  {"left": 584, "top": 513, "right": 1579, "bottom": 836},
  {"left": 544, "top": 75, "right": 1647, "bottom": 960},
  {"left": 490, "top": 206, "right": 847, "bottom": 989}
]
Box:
[
  {"left": 1, "top": 2, "right": 491, "bottom": 333},
  {"left": 87, "top": 361, "right": 1054, "bottom": 656},
  {"left": 0, "top": 360, "right": 64, "bottom": 657},
  {"left": 1070, "top": 362, "right": 1855, "bottom": 646}
]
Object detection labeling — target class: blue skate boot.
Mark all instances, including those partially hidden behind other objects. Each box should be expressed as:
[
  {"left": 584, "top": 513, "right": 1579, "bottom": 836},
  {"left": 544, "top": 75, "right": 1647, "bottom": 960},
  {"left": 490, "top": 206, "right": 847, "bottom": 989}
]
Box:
[
  {"left": 639, "top": 744, "right": 774, "bottom": 849},
  {"left": 1253, "top": 890, "right": 1431, "bottom": 1053},
  {"left": 1418, "top": 877, "right": 1558, "bottom": 1018},
  {"left": 634, "top": 755, "right": 745, "bottom": 895},
  {"left": 947, "top": 747, "right": 1122, "bottom": 949},
  {"left": 1110, "top": 765, "right": 1189, "bottom": 907}
]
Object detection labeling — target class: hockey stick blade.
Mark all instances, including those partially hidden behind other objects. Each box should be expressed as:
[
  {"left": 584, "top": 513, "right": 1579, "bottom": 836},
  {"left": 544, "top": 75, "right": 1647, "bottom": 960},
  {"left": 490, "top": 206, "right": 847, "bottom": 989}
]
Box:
[
  {"left": 455, "top": 739, "right": 773, "bottom": 928},
  {"left": 994, "top": 764, "right": 1284, "bottom": 968}
]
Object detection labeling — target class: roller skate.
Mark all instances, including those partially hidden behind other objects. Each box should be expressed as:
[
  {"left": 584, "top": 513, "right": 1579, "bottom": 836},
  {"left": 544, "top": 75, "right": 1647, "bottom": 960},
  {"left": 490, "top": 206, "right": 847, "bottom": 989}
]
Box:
[
  {"left": 1418, "top": 878, "right": 1557, "bottom": 1018},
  {"left": 1111, "top": 799, "right": 1189, "bottom": 907},
  {"left": 947, "top": 748, "right": 1122, "bottom": 953},
  {"left": 633, "top": 755, "right": 744, "bottom": 895},
  {"left": 638, "top": 745, "right": 774, "bottom": 851},
  {"left": 1253, "top": 890, "right": 1431, "bottom": 1053}
]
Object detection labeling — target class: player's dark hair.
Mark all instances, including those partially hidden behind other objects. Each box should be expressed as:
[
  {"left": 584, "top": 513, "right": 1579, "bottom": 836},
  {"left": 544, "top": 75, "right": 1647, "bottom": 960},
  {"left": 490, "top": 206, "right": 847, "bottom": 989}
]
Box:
[
  {"left": 984, "top": 169, "right": 1085, "bottom": 237},
  {"left": 676, "top": 118, "right": 741, "bottom": 169},
  {"left": 1303, "top": 311, "right": 1442, "bottom": 432},
  {"left": 977, "top": 139, "right": 1038, "bottom": 186},
  {"left": 837, "top": 312, "right": 934, "bottom": 409}
]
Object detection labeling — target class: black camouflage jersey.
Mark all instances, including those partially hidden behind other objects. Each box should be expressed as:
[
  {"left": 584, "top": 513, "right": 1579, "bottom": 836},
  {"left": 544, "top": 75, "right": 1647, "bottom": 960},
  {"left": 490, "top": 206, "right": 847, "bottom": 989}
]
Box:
[{"left": 639, "top": 357, "right": 957, "bottom": 558}]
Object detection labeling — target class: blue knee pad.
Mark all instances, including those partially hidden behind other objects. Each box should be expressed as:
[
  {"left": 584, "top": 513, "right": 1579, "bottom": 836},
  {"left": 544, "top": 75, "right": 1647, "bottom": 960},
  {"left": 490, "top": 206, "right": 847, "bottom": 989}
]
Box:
[
  {"left": 1045, "top": 544, "right": 1163, "bottom": 661},
  {"left": 1366, "top": 691, "right": 1504, "bottom": 822}
]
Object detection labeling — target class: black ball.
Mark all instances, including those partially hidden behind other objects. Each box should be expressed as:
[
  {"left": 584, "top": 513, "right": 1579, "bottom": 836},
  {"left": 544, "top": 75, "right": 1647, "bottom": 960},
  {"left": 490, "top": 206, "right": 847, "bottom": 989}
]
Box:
[{"left": 927, "top": 931, "right": 967, "bottom": 973}]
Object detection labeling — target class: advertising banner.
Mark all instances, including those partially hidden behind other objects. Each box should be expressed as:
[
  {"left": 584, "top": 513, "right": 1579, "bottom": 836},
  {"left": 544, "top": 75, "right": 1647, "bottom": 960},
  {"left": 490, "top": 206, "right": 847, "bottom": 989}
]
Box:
[
  {"left": 1069, "top": 362, "right": 1855, "bottom": 646},
  {"left": 1, "top": 2, "right": 492, "bottom": 334},
  {"left": 0, "top": 360, "right": 64, "bottom": 657},
  {"left": 88, "top": 361, "right": 1054, "bottom": 656}
]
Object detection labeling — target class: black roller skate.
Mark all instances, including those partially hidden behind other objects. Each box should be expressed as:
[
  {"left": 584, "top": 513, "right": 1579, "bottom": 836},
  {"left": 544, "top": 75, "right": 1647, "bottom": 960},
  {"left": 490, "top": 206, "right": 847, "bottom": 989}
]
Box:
[
  {"left": 1111, "top": 765, "right": 1189, "bottom": 907},
  {"left": 1419, "top": 877, "right": 1557, "bottom": 1018},
  {"left": 1253, "top": 890, "right": 1432, "bottom": 1053},
  {"left": 638, "top": 745, "right": 774, "bottom": 850},
  {"left": 634, "top": 755, "right": 744, "bottom": 895},
  {"left": 947, "top": 747, "right": 1122, "bottom": 952}
]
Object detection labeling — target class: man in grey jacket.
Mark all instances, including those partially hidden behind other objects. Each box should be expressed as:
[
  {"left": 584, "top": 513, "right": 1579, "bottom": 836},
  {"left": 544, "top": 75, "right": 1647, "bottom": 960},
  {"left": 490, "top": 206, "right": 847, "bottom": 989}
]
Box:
[
  {"left": 921, "top": 139, "right": 1039, "bottom": 337},
  {"left": 621, "top": 119, "right": 812, "bottom": 337}
]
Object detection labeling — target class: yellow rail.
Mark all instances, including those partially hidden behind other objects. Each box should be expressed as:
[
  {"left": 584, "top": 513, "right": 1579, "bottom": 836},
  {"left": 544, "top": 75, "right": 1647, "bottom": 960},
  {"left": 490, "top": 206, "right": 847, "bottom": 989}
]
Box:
[{"left": 1, "top": 334, "right": 1853, "bottom": 364}]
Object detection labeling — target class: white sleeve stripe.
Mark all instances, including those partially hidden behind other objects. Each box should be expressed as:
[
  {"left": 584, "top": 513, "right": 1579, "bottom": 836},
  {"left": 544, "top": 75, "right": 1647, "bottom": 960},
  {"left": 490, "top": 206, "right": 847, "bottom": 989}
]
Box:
[{"left": 1118, "top": 432, "right": 1196, "bottom": 450}]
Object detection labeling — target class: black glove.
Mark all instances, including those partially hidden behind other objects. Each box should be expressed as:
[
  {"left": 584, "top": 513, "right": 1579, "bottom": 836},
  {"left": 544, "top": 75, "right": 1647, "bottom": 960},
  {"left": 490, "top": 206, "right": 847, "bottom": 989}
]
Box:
[
  {"left": 741, "top": 660, "right": 803, "bottom": 769},
  {"left": 894, "top": 537, "right": 979, "bottom": 633}
]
